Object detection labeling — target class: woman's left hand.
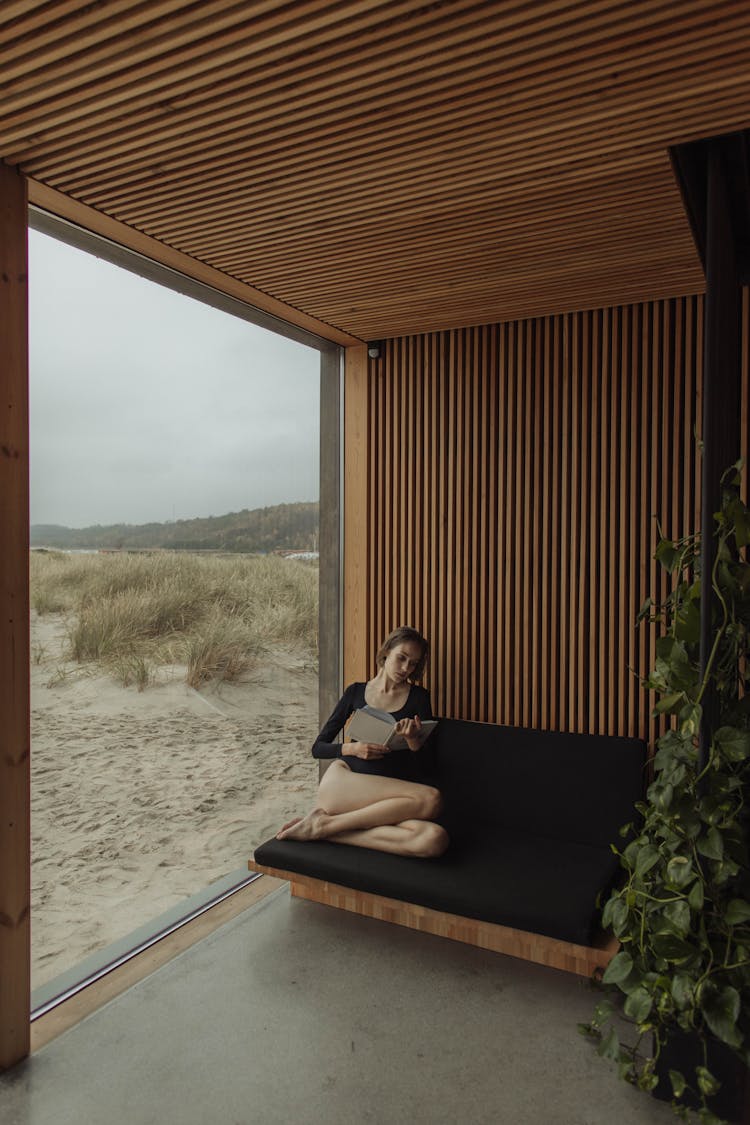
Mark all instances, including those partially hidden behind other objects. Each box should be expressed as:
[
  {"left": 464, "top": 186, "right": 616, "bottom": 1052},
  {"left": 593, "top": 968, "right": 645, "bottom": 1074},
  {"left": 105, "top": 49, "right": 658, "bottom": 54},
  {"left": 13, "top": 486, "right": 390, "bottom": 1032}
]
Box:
[{"left": 395, "top": 715, "right": 424, "bottom": 751}]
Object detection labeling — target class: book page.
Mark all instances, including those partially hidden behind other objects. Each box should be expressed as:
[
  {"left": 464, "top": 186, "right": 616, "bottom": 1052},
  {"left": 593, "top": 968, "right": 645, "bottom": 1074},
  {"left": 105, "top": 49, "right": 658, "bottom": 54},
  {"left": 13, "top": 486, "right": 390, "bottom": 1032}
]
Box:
[{"left": 385, "top": 719, "right": 439, "bottom": 751}]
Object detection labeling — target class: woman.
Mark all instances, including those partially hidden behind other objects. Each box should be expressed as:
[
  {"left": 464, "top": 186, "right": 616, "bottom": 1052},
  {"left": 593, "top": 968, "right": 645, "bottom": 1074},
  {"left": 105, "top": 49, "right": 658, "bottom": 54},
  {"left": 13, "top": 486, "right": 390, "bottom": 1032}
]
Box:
[{"left": 277, "top": 626, "right": 448, "bottom": 858}]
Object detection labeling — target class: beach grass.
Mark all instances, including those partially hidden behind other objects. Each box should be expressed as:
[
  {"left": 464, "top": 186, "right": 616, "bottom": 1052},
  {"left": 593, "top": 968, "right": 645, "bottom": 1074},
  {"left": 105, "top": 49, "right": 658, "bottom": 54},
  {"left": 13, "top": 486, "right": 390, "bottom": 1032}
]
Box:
[{"left": 30, "top": 550, "right": 318, "bottom": 688}]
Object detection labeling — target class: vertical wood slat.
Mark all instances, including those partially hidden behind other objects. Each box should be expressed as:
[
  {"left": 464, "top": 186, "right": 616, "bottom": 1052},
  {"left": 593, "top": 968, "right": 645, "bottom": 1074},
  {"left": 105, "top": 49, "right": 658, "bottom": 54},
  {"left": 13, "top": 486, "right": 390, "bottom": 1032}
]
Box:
[
  {"left": 0, "top": 163, "right": 30, "bottom": 1071},
  {"left": 474, "top": 327, "right": 486, "bottom": 720},
  {"left": 601, "top": 305, "right": 623, "bottom": 734},
  {"left": 345, "top": 293, "right": 750, "bottom": 743},
  {"left": 426, "top": 334, "right": 438, "bottom": 694},
  {"left": 435, "top": 335, "right": 448, "bottom": 705},
  {"left": 521, "top": 319, "right": 533, "bottom": 729},
  {"left": 624, "top": 303, "right": 639, "bottom": 736},
  {"left": 548, "top": 315, "right": 563, "bottom": 733}
]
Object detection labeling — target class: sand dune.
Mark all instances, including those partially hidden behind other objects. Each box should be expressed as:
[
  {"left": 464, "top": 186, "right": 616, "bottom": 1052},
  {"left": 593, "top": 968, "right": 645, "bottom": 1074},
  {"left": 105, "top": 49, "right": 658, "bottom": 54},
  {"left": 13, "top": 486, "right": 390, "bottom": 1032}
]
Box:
[{"left": 31, "top": 613, "right": 319, "bottom": 989}]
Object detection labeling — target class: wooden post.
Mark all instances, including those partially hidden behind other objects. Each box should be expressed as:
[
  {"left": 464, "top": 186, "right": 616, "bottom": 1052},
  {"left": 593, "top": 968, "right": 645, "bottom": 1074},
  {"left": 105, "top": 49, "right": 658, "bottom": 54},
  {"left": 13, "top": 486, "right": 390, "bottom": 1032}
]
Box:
[
  {"left": 343, "top": 344, "right": 369, "bottom": 684},
  {"left": 319, "top": 346, "right": 342, "bottom": 725},
  {"left": 699, "top": 142, "right": 742, "bottom": 769},
  {"left": 0, "top": 163, "right": 30, "bottom": 1070}
]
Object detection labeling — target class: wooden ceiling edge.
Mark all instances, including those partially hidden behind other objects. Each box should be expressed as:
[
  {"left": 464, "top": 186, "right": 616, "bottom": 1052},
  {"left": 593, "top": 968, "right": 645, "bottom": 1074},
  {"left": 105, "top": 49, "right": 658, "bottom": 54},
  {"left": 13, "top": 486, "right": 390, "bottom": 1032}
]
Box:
[
  {"left": 328, "top": 283, "right": 711, "bottom": 341},
  {"left": 26, "top": 178, "right": 362, "bottom": 348}
]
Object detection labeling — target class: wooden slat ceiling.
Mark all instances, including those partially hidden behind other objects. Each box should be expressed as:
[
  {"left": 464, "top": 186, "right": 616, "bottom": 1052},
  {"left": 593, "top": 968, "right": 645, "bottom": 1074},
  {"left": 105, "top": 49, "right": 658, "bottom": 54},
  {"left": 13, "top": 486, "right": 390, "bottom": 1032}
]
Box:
[{"left": 2, "top": 0, "right": 750, "bottom": 340}]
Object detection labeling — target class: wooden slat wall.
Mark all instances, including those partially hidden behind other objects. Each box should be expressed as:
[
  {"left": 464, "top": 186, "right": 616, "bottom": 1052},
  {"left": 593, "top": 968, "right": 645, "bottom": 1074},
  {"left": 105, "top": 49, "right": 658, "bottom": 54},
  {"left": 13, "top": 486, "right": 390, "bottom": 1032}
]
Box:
[{"left": 345, "top": 294, "right": 750, "bottom": 743}]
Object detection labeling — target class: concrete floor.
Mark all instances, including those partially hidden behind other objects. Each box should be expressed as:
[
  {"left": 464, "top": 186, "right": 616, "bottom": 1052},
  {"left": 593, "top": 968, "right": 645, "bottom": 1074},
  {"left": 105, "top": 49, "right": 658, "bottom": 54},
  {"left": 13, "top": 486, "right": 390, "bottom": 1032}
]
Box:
[{"left": 1, "top": 884, "right": 680, "bottom": 1125}]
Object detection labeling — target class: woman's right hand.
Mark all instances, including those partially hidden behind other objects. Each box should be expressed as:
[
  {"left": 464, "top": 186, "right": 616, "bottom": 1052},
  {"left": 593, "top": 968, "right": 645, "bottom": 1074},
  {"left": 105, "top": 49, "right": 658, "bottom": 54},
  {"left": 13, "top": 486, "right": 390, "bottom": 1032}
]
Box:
[{"left": 342, "top": 741, "right": 389, "bottom": 760}]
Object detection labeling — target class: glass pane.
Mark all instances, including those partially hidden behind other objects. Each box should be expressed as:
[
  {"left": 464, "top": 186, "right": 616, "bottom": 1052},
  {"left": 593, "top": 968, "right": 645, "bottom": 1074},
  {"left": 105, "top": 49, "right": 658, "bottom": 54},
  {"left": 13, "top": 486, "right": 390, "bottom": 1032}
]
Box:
[{"left": 29, "top": 229, "right": 321, "bottom": 989}]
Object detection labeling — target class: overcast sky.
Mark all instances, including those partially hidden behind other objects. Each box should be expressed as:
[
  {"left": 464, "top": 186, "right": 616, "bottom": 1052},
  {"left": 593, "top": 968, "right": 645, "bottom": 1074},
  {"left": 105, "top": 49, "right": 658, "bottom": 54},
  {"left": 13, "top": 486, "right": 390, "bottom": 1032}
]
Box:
[{"left": 29, "top": 229, "right": 320, "bottom": 528}]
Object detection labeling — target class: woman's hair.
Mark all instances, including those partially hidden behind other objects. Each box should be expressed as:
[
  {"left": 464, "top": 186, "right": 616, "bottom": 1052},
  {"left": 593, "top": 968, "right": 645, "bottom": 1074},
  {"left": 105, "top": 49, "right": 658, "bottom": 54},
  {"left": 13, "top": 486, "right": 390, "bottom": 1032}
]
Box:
[{"left": 375, "top": 626, "right": 429, "bottom": 682}]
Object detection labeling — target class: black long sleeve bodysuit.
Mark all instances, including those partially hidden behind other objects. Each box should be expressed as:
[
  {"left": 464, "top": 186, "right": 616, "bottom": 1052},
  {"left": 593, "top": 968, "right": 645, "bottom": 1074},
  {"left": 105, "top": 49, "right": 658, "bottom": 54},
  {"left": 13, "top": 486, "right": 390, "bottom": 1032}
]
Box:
[{"left": 312, "top": 682, "right": 435, "bottom": 783}]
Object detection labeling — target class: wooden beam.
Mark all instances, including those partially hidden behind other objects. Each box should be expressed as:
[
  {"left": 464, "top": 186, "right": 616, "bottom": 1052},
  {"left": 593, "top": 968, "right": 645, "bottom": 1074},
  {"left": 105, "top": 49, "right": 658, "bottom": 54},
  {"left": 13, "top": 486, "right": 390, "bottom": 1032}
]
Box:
[
  {"left": 0, "top": 163, "right": 30, "bottom": 1072},
  {"left": 700, "top": 141, "right": 743, "bottom": 765}
]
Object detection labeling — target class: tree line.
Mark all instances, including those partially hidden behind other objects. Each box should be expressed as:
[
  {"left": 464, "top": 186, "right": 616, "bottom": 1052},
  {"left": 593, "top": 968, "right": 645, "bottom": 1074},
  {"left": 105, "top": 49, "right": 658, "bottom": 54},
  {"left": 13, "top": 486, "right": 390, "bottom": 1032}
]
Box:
[{"left": 31, "top": 501, "right": 319, "bottom": 553}]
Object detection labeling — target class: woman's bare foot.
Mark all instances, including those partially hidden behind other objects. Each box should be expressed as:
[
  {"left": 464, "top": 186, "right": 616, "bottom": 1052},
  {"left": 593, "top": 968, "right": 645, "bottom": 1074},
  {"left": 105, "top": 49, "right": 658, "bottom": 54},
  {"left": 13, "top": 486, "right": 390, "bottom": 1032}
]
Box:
[{"left": 276, "top": 809, "right": 330, "bottom": 841}]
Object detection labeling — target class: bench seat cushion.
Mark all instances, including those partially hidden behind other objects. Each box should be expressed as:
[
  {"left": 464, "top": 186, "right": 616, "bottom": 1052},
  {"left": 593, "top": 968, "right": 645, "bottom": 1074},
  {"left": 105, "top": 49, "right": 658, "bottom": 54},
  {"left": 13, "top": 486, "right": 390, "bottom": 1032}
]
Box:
[
  {"left": 253, "top": 829, "right": 620, "bottom": 946},
  {"left": 431, "top": 719, "right": 645, "bottom": 850}
]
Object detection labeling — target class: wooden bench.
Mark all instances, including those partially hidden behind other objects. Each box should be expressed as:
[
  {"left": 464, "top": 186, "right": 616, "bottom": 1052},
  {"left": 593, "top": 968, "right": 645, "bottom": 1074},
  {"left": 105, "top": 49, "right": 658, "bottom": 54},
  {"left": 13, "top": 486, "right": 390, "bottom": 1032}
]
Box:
[{"left": 251, "top": 718, "right": 645, "bottom": 977}]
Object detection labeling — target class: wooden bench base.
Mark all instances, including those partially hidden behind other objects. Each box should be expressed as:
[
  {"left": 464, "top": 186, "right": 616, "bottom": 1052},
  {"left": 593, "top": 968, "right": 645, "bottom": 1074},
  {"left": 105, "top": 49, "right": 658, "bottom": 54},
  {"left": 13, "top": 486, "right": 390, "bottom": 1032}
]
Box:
[{"left": 248, "top": 859, "right": 618, "bottom": 977}]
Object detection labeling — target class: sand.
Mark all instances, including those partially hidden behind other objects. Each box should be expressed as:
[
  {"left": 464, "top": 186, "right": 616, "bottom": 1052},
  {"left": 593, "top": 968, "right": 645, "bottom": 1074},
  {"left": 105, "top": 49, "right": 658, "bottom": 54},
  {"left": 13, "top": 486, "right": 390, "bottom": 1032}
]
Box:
[{"left": 30, "top": 612, "right": 320, "bottom": 990}]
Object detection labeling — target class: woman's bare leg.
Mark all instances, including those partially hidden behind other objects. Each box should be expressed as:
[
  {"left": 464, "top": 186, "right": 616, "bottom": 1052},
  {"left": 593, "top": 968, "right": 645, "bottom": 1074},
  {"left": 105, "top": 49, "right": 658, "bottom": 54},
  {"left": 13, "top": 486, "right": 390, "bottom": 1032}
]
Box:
[
  {"left": 330, "top": 819, "right": 449, "bottom": 858},
  {"left": 276, "top": 760, "right": 449, "bottom": 858}
]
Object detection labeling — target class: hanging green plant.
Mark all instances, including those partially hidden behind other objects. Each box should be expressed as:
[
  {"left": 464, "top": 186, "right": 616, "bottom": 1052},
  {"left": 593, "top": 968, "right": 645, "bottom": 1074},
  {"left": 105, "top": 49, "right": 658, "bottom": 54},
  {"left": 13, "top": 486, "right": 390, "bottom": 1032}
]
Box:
[{"left": 580, "top": 463, "right": 750, "bottom": 1124}]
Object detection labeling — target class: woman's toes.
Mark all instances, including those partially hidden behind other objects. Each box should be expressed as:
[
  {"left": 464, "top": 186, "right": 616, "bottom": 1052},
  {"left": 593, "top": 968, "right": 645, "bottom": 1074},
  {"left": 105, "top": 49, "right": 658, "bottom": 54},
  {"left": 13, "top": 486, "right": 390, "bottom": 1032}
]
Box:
[{"left": 276, "top": 817, "right": 303, "bottom": 839}]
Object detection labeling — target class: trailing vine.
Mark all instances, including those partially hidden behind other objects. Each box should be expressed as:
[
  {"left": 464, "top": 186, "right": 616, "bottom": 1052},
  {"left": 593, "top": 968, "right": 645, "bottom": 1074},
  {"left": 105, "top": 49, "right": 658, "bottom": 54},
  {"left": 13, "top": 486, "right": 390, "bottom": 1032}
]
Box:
[{"left": 580, "top": 463, "right": 750, "bottom": 1124}]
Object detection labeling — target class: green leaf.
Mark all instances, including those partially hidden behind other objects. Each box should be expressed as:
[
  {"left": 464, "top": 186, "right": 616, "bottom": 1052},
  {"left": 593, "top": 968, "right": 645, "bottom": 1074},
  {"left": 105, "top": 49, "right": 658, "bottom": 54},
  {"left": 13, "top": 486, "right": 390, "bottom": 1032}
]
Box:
[
  {"left": 592, "top": 999, "right": 615, "bottom": 1024},
  {"left": 662, "top": 900, "right": 691, "bottom": 937},
  {"left": 651, "top": 934, "right": 696, "bottom": 963},
  {"left": 635, "top": 844, "right": 661, "bottom": 877},
  {"left": 727, "top": 494, "right": 750, "bottom": 547},
  {"left": 671, "top": 973, "right": 694, "bottom": 1010},
  {"left": 608, "top": 897, "right": 628, "bottom": 935},
  {"left": 655, "top": 727, "right": 695, "bottom": 761},
  {"left": 696, "top": 827, "right": 723, "bottom": 861},
  {"left": 699, "top": 1110, "right": 729, "bottom": 1125},
  {"left": 639, "top": 1067, "right": 659, "bottom": 1092},
  {"left": 676, "top": 806, "right": 703, "bottom": 839},
  {"left": 601, "top": 950, "right": 633, "bottom": 985},
  {"left": 678, "top": 701, "right": 702, "bottom": 735},
  {"left": 725, "top": 899, "right": 750, "bottom": 925},
  {"left": 663, "top": 761, "right": 687, "bottom": 788},
  {"left": 675, "top": 599, "right": 701, "bottom": 645},
  {"left": 653, "top": 691, "right": 684, "bottom": 715},
  {"left": 669, "top": 1069, "right": 687, "bottom": 1098},
  {"left": 655, "top": 636, "right": 696, "bottom": 691},
  {"left": 667, "top": 856, "right": 694, "bottom": 889},
  {"left": 701, "top": 986, "right": 742, "bottom": 1048},
  {"left": 655, "top": 538, "right": 680, "bottom": 572},
  {"left": 713, "top": 726, "right": 750, "bottom": 763},
  {"left": 696, "top": 1066, "right": 720, "bottom": 1097},
  {"left": 654, "top": 782, "right": 674, "bottom": 812},
  {"left": 623, "top": 987, "right": 653, "bottom": 1023},
  {"left": 596, "top": 1025, "right": 620, "bottom": 1061},
  {"left": 687, "top": 880, "right": 704, "bottom": 911},
  {"left": 715, "top": 858, "right": 741, "bottom": 886}
]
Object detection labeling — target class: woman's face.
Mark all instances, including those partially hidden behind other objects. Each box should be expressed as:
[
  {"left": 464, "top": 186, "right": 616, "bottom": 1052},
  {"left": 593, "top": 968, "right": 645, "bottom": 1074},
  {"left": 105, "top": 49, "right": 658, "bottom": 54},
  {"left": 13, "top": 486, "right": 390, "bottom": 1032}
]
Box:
[{"left": 382, "top": 639, "right": 424, "bottom": 684}]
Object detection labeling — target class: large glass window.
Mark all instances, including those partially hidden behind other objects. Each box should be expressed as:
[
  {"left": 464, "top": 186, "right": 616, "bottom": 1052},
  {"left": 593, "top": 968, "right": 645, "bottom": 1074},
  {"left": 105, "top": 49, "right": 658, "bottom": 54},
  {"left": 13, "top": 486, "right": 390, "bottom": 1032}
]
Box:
[{"left": 29, "top": 218, "right": 335, "bottom": 991}]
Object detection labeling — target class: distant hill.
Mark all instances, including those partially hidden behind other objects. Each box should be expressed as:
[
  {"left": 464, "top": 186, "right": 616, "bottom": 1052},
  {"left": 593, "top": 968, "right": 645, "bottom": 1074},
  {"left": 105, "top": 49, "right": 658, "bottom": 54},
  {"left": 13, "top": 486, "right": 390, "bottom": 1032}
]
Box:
[{"left": 31, "top": 501, "right": 319, "bottom": 553}]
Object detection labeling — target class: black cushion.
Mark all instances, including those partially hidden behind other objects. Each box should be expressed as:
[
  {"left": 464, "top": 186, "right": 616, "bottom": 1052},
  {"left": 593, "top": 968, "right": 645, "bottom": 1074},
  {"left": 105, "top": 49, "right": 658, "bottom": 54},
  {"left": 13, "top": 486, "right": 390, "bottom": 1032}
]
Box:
[
  {"left": 254, "top": 829, "right": 620, "bottom": 946},
  {"left": 432, "top": 719, "right": 645, "bottom": 849}
]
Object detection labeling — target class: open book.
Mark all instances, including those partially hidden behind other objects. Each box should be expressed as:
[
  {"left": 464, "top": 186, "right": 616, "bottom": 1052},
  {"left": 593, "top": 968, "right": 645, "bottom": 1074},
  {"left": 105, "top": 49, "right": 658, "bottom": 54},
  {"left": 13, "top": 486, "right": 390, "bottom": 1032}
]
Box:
[{"left": 346, "top": 706, "right": 438, "bottom": 751}]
